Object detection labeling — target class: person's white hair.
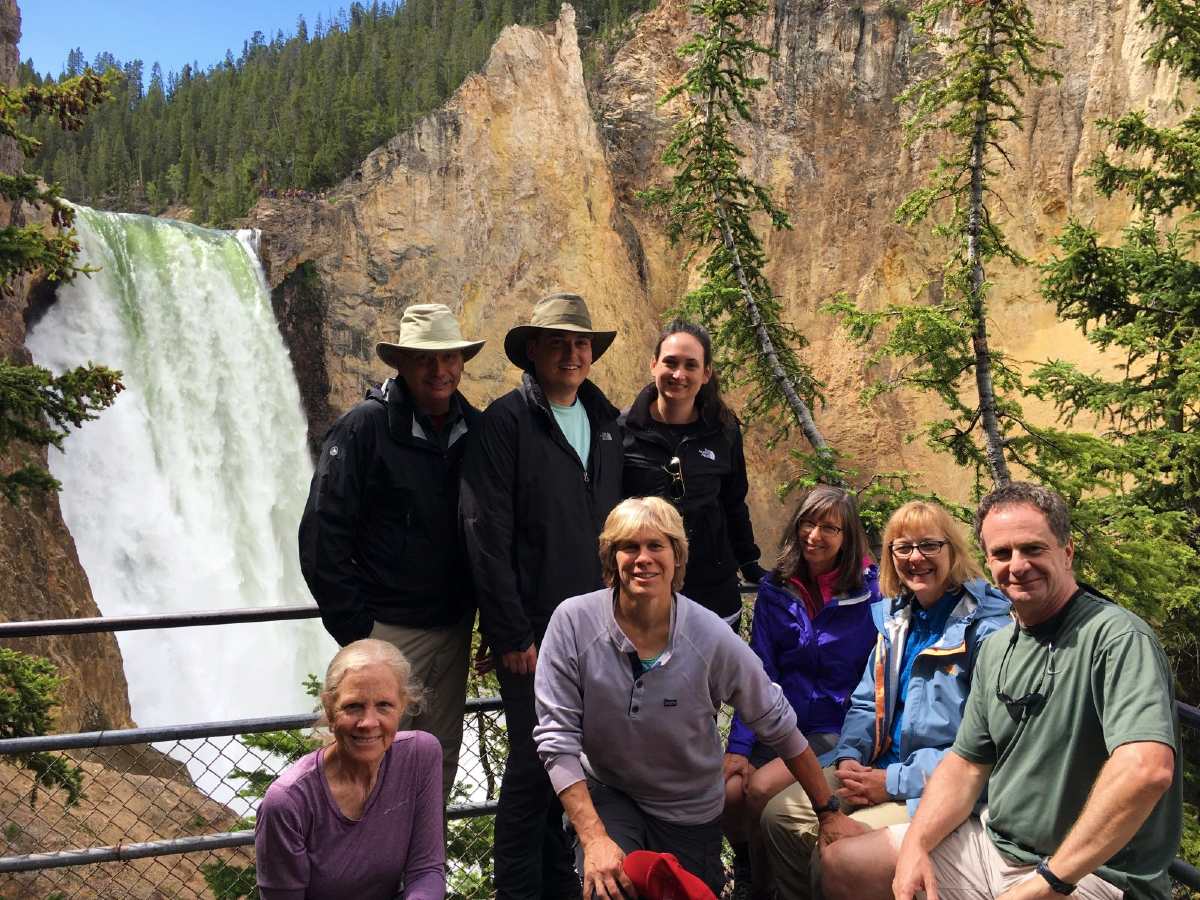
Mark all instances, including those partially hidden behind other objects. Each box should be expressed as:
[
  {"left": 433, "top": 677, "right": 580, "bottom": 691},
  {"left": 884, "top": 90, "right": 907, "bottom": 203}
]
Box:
[{"left": 316, "top": 639, "right": 424, "bottom": 735}]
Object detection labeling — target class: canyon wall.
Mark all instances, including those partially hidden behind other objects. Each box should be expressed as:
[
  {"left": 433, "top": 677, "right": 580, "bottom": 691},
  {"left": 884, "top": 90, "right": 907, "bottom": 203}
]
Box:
[
  {"left": 252, "top": 4, "right": 658, "bottom": 454},
  {"left": 248, "top": 0, "right": 1183, "bottom": 546},
  {"left": 2, "top": 0, "right": 1182, "bottom": 731}
]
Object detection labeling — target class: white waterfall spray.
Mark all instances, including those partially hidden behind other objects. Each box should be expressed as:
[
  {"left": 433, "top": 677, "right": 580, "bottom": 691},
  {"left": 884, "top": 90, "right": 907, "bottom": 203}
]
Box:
[{"left": 26, "top": 206, "right": 335, "bottom": 802}]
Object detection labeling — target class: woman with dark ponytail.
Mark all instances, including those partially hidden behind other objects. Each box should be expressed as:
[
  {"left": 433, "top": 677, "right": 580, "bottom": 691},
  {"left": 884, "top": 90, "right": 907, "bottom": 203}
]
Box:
[{"left": 620, "top": 320, "right": 766, "bottom": 627}]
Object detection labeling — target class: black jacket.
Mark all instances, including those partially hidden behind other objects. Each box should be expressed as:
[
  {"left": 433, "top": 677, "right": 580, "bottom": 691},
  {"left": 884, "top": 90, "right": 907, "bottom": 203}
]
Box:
[
  {"left": 299, "top": 378, "right": 480, "bottom": 646},
  {"left": 460, "top": 374, "right": 623, "bottom": 654},
  {"left": 620, "top": 383, "right": 761, "bottom": 618}
]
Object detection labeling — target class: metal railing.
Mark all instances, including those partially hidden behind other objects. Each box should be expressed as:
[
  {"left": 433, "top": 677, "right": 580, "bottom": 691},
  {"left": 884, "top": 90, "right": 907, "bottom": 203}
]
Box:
[
  {"left": 1172, "top": 702, "right": 1200, "bottom": 892},
  {"left": 0, "top": 603, "right": 507, "bottom": 899},
  {"left": 0, "top": 706, "right": 509, "bottom": 898},
  {"left": 0, "top": 700, "right": 503, "bottom": 872},
  {"left": 3, "top": 602, "right": 1199, "bottom": 898}
]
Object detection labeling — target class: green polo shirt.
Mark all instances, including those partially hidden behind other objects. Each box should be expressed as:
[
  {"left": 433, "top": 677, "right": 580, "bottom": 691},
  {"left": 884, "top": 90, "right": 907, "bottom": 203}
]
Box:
[{"left": 952, "top": 590, "right": 1182, "bottom": 900}]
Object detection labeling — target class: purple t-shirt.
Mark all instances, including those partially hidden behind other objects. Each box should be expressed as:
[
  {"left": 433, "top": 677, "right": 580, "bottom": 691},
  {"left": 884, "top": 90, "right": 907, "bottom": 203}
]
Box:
[{"left": 254, "top": 731, "right": 445, "bottom": 899}]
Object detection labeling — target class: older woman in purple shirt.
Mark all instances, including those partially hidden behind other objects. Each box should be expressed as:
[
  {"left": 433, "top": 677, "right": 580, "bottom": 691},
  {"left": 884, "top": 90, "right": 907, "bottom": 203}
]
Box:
[{"left": 255, "top": 639, "right": 445, "bottom": 899}]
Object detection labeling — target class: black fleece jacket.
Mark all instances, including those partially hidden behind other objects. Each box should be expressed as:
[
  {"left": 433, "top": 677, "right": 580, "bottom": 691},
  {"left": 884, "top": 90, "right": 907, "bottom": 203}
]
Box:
[
  {"left": 299, "top": 378, "right": 479, "bottom": 646},
  {"left": 620, "top": 383, "right": 761, "bottom": 618},
  {"left": 460, "top": 373, "right": 623, "bottom": 654}
]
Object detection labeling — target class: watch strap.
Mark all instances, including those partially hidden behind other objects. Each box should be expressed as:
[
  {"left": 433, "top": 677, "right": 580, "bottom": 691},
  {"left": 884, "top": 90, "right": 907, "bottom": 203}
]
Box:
[
  {"left": 813, "top": 794, "right": 841, "bottom": 816},
  {"left": 1036, "top": 859, "right": 1077, "bottom": 895}
]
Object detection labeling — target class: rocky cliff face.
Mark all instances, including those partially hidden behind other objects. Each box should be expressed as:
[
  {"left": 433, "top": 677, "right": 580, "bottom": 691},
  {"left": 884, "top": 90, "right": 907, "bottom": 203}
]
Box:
[
  {"left": 252, "top": 4, "right": 657, "bottom": 430},
  {"left": 1, "top": 754, "right": 249, "bottom": 898},
  {"left": 0, "top": 0, "right": 133, "bottom": 733},
  {"left": 249, "top": 0, "right": 1182, "bottom": 544}
]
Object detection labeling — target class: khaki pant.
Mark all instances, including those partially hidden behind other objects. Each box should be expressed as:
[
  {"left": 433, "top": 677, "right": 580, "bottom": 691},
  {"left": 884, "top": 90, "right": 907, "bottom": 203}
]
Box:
[
  {"left": 369, "top": 615, "right": 473, "bottom": 802},
  {"left": 761, "top": 766, "right": 911, "bottom": 900},
  {"left": 886, "top": 815, "right": 1123, "bottom": 900}
]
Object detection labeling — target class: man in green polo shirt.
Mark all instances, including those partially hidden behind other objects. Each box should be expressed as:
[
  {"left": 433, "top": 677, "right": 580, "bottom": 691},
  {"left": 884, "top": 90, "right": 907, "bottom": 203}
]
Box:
[{"left": 822, "top": 482, "right": 1181, "bottom": 900}]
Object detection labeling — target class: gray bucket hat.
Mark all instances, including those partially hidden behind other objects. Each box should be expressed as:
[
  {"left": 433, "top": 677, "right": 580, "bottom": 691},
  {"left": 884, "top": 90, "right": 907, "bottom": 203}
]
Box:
[
  {"left": 503, "top": 292, "right": 617, "bottom": 370},
  {"left": 376, "top": 303, "right": 486, "bottom": 369}
]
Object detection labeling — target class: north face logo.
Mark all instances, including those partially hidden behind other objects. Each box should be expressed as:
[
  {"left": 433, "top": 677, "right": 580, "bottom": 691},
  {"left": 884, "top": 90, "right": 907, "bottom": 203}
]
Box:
[
  {"left": 600, "top": 432, "right": 614, "bottom": 441},
  {"left": 699, "top": 448, "right": 716, "bottom": 461}
]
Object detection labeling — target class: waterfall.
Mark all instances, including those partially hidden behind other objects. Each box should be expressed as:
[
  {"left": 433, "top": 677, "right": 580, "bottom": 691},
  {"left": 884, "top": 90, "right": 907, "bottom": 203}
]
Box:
[{"left": 26, "top": 206, "right": 335, "bottom": 801}]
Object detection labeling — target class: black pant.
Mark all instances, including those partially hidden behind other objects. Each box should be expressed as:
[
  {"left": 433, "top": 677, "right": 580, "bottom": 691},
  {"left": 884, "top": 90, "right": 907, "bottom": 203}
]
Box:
[
  {"left": 573, "top": 780, "right": 726, "bottom": 897},
  {"left": 494, "top": 665, "right": 581, "bottom": 900}
]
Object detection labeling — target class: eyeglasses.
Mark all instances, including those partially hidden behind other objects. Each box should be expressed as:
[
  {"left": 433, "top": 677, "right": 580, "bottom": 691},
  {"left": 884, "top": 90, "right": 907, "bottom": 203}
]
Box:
[
  {"left": 889, "top": 539, "right": 949, "bottom": 559},
  {"left": 798, "top": 519, "right": 843, "bottom": 538},
  {"left": 664, "top": 457, "right": 685, "bottom": 500},
  {"left": 995, "top": 636, "right": 1055, "bottom": 719}
]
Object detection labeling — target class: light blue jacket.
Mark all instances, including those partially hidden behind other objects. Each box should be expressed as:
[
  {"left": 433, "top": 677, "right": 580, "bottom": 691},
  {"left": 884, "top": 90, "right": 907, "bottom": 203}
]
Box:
[{"left": 832, "top": 578, "right": 1010, "bottom": 814}]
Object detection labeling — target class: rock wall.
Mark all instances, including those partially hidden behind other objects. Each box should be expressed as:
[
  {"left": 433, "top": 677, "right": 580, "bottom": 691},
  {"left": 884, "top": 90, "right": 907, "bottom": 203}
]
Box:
[
  {"left": 252, "top": 4, "right": 657, "bottom": 425},
  {"left": 248, "top": 0, "right": 1185, "bottom": 547},
  {"left": 1, "top": 756, "right": 249, "bottom": 899},
  {"left": 0, "top": 0, "right": 133, "bottom": 732}
]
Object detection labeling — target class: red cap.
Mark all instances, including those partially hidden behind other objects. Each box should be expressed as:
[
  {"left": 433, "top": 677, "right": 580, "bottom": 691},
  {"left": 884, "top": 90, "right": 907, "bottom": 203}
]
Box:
[{"left": 621, "top": 851, "right": 717, "bottom": 900}]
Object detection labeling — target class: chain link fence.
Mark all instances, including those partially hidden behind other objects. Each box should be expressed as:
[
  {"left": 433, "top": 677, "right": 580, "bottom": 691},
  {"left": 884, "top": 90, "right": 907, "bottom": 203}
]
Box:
[{"left": 0, "top": 697, "right": 508, "bottom": 900}]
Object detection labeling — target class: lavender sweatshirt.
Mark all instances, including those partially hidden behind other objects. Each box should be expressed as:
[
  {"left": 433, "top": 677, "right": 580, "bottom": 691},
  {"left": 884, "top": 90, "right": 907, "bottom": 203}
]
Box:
[
  {"left": 534, "top": 589, "right": 809, "bottom": 823},
  {"left": 254, "top": 731, "right": 445, "bottom": 899}
]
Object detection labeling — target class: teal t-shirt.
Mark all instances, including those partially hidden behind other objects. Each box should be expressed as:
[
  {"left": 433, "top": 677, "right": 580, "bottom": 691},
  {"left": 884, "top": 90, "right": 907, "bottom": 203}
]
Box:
[
  {"left": 952, "top": 590, "right": 1182, "bottom": 900},
  {"left": 550, "top": 399, "right": 591, "bottom": 467}
]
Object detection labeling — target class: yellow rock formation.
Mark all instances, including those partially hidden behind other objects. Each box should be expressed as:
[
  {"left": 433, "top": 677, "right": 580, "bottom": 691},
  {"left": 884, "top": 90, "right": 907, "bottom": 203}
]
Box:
[{"left": 250, "top": 0, "right": 1188, "bottom": 543}]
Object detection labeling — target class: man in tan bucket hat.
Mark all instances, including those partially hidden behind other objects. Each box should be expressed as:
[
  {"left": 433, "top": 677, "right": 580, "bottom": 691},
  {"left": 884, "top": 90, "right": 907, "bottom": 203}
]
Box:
[
  {"left": 300, "top": 303, "right": 485, "bottom": 801},
  {"left": 461, "top": 292, "right": 622, "bottom": 899}
]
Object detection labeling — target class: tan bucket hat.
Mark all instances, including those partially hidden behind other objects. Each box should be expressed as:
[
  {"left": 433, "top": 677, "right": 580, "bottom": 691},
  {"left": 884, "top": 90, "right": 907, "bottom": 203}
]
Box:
[
  {"left": 376, "top": 303, "right": 486, "bottom": 369},
  {"left": 503, "top": 292, "right": 617, "bottom": 370}
]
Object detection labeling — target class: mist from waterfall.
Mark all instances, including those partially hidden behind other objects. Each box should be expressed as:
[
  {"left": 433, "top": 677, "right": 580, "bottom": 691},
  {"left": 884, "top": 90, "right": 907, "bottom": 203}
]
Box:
[{"left": 26, "top": 206, "right": 335, "bottom": 801}]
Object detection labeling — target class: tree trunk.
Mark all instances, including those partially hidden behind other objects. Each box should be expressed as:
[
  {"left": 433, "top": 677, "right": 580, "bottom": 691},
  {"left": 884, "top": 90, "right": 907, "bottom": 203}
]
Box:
[
  {"left": 966, "top": 20, "right": 1011, "bottom": 487},
  {"left": 715, "top": 206, "right": 829, "bottom": 451},
  {"left": 699, "top": 37, "right": 830, "bottom": 455}
]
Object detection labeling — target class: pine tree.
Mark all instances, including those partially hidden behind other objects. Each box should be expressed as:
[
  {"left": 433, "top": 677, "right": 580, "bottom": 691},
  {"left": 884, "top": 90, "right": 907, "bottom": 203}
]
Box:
[
  {"left": 828, "top": 0, "right": 1059, "bottom": 491},
  {"left": 642, "top": 0, "right": 835, "bottom": 473},
  {"left": 1032, "top": 0, "right": 1200, "bottom": 696},
  {"left": 64, "top": 47, "right": 84, "bottom": 78},
  {"left": 0, "top": 648, "right": 84, "bottom": 806}
]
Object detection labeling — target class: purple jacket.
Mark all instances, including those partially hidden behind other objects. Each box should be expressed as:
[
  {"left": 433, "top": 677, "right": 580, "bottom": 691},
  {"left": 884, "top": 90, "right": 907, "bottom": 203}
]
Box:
[{"left": 727, "top": 563, "right": 880, "bottom": 757}]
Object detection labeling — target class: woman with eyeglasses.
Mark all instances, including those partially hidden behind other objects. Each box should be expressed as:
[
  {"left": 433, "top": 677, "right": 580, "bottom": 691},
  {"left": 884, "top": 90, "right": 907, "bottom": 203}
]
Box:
[
  {"left": 758, "top": 499, "right": 1011, "bottom": 900},
  {"left": 620, "top": 320, "right": 765, "bottom": 628},
  {"left": 721, "top": 485, "right": 880, "bottom": 897}
]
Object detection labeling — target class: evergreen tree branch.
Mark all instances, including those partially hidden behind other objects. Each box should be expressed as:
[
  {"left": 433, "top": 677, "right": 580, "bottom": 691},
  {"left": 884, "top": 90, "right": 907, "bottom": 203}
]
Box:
[{"left": 0, "top": 74, "right": 123, "bottom": 505}]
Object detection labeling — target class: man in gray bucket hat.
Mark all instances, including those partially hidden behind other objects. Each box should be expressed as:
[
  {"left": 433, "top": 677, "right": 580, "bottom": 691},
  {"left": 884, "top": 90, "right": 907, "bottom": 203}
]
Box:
[
  {"left": 461, "top": 292, "right": 623, "bottom": 899},
  {"left": 300, "top": 302, "right": 485, "bottom": 801}
]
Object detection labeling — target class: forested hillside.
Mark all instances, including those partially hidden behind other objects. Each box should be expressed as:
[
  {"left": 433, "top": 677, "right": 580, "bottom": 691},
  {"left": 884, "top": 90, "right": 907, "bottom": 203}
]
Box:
[{"left": 19, "top": 0, "right": 651, "bottom": 224}]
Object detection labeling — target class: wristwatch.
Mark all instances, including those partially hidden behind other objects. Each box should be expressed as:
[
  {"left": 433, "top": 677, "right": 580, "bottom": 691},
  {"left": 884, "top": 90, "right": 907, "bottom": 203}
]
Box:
[
  {"left": 1036, "top": 859, "right": 1077, "bottom": 895},
  {"left": 813, "top": 794, "right": 842, "bottom": 816}
]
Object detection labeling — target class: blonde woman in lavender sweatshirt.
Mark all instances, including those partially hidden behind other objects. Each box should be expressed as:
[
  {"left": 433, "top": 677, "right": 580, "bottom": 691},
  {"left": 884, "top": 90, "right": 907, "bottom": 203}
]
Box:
[
  {"left": 255, "top": 640, "right": 445, "bottom": 899},
  {"left": 533, "top": 497, "right": 868, "bottom": 899}
]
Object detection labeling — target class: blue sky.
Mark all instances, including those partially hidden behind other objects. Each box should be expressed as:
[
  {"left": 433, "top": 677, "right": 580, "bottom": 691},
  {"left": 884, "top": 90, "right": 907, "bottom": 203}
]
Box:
[{"left": 20, "top": 1, "right": 350, "bottom": 78}]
